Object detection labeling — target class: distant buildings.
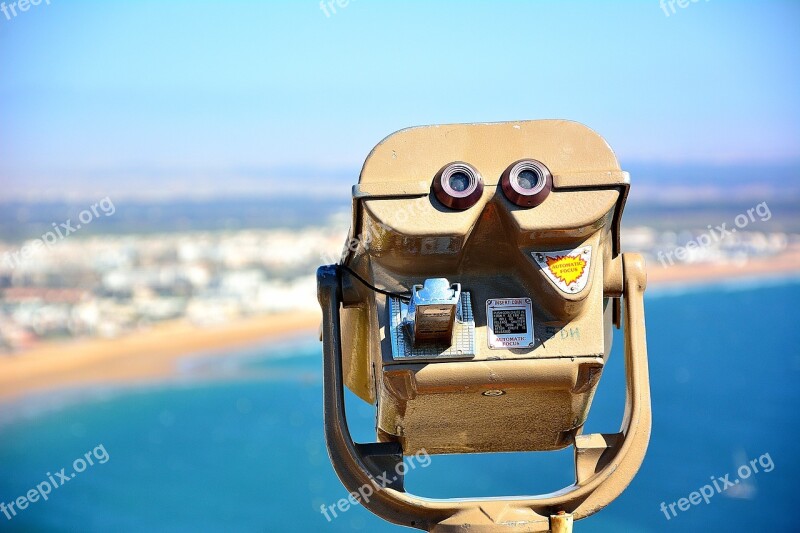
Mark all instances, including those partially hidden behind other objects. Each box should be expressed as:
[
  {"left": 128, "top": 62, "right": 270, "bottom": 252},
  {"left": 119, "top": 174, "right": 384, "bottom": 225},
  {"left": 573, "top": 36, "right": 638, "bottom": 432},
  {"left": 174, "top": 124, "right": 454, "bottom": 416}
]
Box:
[
  {"left": 623, "top": 227, "right": 795, "bottom": 268},
  {"left": 0, "top": 225, "right": 347, "bottom": 353}
]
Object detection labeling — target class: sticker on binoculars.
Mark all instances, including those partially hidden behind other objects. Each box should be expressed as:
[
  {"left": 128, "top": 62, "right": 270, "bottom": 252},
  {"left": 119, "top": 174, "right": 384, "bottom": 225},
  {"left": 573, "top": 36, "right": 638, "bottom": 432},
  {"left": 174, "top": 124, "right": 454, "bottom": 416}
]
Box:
[
  {"left": 486, "top": 298, "right": 534, "bottom": 349},
  {"left": 532, "top": 247, "right": 592, "bottom": 294}
]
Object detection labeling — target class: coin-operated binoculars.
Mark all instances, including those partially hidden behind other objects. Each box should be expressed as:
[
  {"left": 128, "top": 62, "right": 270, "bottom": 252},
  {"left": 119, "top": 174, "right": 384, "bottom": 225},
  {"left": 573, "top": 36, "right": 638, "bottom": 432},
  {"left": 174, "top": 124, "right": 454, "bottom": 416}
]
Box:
[{"left": 317, "top": 120, "right": 651, "bottom": 532}]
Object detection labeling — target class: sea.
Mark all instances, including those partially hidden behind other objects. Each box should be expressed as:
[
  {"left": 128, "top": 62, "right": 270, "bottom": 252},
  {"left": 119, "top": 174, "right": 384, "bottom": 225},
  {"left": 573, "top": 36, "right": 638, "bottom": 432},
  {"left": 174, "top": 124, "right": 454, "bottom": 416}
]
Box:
[{"left": 1, "top": 278, "right": 798, "bottom": 532}]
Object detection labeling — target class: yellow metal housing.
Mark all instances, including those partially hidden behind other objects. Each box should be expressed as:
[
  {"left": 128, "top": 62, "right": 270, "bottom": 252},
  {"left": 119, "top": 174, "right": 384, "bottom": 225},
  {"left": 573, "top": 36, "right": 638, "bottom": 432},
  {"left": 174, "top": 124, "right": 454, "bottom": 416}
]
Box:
[{"left": 339, "top": 120, "right": 630, "bottom": 454}]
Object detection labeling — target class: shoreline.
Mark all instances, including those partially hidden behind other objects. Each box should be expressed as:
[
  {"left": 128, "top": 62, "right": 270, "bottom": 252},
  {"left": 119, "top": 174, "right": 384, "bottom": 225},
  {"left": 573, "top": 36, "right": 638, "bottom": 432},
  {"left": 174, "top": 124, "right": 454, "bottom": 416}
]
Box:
[
  {"left": 0, "top": 310, "right": 320, "bottom": 404},
  {"left": 1, "top": 253, "right": 798, "bottom": 405}
]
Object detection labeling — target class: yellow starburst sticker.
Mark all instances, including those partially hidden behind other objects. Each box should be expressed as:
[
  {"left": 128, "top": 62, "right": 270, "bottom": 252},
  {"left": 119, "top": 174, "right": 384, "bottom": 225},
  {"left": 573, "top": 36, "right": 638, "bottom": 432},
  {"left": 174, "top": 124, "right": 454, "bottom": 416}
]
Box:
[
  {"left": 545, "top": 255, "right": 587, "bottom": 285},
  {"left": 532, "top": 247, "right": 593, "bottom": 294}
]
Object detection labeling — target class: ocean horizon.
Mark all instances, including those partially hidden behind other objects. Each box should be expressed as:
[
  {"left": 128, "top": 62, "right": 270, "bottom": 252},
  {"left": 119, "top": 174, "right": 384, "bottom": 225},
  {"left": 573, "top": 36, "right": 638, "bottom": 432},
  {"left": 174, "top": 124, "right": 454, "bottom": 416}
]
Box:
[{"left": 1, "top": 277, "right": 798, "bottom": 532}]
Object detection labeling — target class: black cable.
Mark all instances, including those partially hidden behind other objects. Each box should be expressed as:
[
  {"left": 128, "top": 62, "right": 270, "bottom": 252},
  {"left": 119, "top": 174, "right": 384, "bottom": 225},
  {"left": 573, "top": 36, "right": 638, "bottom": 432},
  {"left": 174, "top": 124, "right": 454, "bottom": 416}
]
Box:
[{"left": 340, "top": 265, "right": 411, "bottom": 301}]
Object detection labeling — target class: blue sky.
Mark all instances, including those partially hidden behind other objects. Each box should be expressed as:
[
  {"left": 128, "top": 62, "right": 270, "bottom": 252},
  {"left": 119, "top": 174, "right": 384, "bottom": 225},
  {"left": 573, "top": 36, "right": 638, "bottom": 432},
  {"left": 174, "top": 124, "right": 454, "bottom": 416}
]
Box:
[{"left": 0, "top": 1, "right": 798, "bottom": 198}]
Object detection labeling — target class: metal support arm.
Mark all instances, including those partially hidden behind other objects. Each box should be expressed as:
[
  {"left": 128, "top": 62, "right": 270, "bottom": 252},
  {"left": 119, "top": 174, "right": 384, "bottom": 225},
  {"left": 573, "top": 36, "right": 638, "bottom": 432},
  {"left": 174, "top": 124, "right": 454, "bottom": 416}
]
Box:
[{"left": 318, "top": 254, "right": 651, "bottom": 532}]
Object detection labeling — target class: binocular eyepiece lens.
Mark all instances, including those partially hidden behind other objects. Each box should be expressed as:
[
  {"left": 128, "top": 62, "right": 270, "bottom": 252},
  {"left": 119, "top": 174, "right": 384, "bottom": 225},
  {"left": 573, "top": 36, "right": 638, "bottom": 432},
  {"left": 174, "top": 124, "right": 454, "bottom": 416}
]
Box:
[
  {"left": 501, "top": 159, "right": 552, "bottom": 208},
  {"left": 448, "top": 172, "right": 472, "bottom": 193},
  {"left": 516, "top": 169, "right": 542, "bottom": 191},
  {"left": 433, "top": 162, "right": 484, "bottom": 210}
]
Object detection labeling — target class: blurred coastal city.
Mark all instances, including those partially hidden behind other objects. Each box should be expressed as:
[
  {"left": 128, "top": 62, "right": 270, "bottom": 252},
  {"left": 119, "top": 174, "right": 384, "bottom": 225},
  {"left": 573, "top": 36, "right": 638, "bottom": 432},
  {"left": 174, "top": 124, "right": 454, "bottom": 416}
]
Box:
[
  {"left": 1, "top": 195, "right": 799, "bottom": 355},
  {"left": 0, "top": 217, "right": 346, "bottom": 353}
]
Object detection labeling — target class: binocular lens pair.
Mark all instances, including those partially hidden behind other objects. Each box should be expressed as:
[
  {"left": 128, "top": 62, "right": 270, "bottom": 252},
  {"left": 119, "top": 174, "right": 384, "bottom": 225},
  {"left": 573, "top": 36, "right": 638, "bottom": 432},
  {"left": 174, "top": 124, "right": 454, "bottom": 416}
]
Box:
[{"left": 434, "top": 159, "right": 551, "bottom": 210}]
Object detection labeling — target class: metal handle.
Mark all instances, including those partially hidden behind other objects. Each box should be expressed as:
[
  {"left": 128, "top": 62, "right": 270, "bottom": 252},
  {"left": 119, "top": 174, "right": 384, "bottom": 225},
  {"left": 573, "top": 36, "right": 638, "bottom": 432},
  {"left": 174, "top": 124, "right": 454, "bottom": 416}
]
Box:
[{"left": 318, "top": 254, "right": 651, "bottom": 532}]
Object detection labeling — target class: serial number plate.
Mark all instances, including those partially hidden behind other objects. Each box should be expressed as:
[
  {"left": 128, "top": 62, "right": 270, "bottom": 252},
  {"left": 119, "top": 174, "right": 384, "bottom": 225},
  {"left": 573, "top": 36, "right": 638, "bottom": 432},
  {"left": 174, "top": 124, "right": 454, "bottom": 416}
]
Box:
[{"left": 486, "top": 298, "right": 534, "bottom": 349}]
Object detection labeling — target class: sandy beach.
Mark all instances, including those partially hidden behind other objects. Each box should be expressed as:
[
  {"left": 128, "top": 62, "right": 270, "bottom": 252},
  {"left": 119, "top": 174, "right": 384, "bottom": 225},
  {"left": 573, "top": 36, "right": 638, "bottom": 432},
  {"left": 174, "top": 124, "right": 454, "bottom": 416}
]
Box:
[
  {"left": 0, "top": 310, "right": 320, "bottom": 403},
  {"left": 1, "top": 252, "right": 798, "bottom": 404}
]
